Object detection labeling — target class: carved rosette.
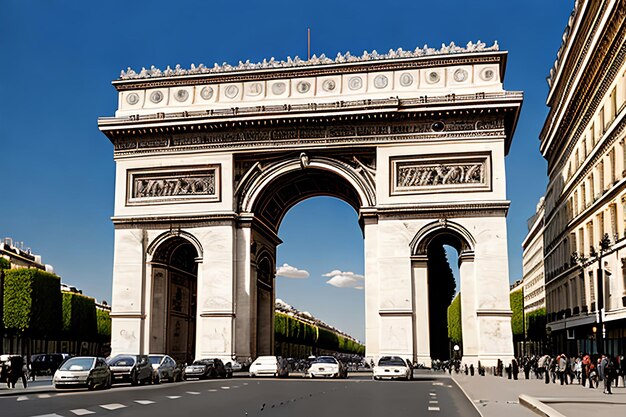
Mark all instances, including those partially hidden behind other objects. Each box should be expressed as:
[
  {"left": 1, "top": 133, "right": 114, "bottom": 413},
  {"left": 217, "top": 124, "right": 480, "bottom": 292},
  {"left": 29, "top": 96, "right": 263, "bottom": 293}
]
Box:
[
  {"left": 127, "top": 165, "right": 220, "bottom": 205},
  {"left": 391, "top": 154, "right": 491, "bottom": 195}
]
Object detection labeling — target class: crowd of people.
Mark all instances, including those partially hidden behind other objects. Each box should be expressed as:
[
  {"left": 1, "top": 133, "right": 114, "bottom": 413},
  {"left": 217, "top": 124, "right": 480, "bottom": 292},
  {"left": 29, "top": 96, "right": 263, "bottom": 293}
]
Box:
[{"left": 449, "top": 353, "right": 626, "bottom": 395}]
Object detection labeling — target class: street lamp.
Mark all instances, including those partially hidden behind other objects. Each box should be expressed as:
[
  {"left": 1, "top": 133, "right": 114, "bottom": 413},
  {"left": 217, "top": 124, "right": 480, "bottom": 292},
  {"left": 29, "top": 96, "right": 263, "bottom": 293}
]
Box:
[{"left": 594, "top": 233, "right": 611, "bottom": 354}]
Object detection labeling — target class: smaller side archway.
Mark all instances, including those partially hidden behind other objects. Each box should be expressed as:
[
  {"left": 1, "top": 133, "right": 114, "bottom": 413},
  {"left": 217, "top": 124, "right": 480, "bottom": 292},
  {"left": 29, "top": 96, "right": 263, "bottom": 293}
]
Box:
[
  {"left": 147, "top": 233, "right": 200, "bottom": 364},
  {"left": 410, "top": 220, "right": 480, "bottom": 366}
]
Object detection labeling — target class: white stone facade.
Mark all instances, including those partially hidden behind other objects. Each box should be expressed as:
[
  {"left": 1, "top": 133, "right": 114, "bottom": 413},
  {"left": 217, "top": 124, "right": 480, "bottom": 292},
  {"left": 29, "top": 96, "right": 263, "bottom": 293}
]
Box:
[
  {"left": 99, "top": 43, "right": 522, "bottom": 366},
  {"left": 540, "top": 0, "right": 626, "bottom": 353},
  {"left": 522, "top": 198, "right": 546, "bottom": 314}
]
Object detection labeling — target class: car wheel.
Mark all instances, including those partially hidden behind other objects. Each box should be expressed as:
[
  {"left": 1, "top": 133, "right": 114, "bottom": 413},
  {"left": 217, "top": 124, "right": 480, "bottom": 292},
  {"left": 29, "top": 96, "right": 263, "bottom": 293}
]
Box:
[
  {"left": 154, "top": 374, "right": 160, "bottom": 384},
  {"left": 131, "top": 373, "right": 139, "bottom": 386},
  {"left": 87, "top": 378, "right": 95, "bottom": 391},
  {"left": 105, "top": 376, "right": 112, "bottom": 389}
]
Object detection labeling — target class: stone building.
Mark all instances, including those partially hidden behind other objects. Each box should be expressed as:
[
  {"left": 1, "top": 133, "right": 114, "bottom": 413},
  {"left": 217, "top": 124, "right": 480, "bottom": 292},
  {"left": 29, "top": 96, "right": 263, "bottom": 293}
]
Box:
[
  {"left": 539, "top": 0, "right": 626, "bottom": 355},
  {"left": 0, "top": 237, "right": 54, "bottom": 273},
  {"left": 99, "top": 41, "right": 522, "bottom": 366},
  {"left": 522, "top": 197, "right": 546, "bottom": 315}
]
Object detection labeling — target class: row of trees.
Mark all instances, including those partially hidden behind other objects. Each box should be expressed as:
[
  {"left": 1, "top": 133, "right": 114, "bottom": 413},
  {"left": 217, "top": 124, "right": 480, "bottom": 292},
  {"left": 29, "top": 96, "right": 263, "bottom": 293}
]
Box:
[
  {"left": 446, "top": 289, "right": 547, "bottom": 353},
  {"left": 274, "top": 311, "right": 365, "bottom": 355},
  {"left": 1, "top": 264, "right": 111, "bottom": 342}
]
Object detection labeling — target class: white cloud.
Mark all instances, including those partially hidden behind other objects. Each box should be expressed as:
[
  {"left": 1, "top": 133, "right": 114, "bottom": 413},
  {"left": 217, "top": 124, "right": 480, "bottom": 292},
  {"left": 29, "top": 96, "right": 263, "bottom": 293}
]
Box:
[
  {"left": 323, "top": 270, "right": 364, "bottom": 290},
  {"left": 276, "top": 263, "right": 310, "bottom": 279}
]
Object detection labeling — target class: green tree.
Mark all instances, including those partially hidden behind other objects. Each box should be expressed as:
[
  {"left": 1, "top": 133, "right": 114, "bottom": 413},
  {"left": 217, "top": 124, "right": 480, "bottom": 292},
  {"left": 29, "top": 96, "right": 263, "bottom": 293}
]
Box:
[
  {"left": 62, "top": 292, "right": 97, "bottom": 341},
  {"left": 3, "top": 268, "right": 62, "bottom": 338},
  {"left": 510, "top": 289, "right": 524, "bottom": 338},
  {"left": 447, "top": 293, "right": 462, "bottom": 344}
]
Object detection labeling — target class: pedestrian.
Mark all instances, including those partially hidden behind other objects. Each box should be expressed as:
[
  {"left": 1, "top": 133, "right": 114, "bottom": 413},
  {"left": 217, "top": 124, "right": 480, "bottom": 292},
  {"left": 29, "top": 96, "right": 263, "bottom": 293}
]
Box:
[
  {"left": 7, "top": 356, "right": 27, "bottom": 389},
  {"left": 604, "top": 357, "right": 617, "bottom": 394},
  {"left": 469, "top": 363, "right": 475, "bottom": 376},
  {"left": 544, "top": 356, "right": 551, "bottom": 384},
  {"left": 588, "top": 362, "right": 597, "bottom": 389},
  {"left": 582, "top": 353, "right": 590, "bottom": 387},
  {"left": 574, "top": 357, "right": 582, "bottom": 384},
  {"left": 512, "top": 358, "right": 519, "bottom": 380},
  {"left": 558, "top": 354, "right": 568, "bottom": 385},
  {"left": 523, "top": 358, "right": 531, "bottom": 379}
]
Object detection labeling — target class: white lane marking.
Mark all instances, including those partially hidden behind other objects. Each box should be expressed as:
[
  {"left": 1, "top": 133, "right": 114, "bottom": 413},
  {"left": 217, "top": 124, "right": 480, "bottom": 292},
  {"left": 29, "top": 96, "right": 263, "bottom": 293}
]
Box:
[
  {"left": 187, "top": 391, "right": 201, "bottom": 395},
  {"left": 208, "top": 389, "right": 218, "bottom": 392},
  {"left": 429, "top": 393, "right": 437, "bottom": 396},
  {"left": 221, "top": 386, "right": 230, "bottom": 390},
  {"left": 446, "top": 384, "right": 453, "bottom": 388},
  {"left": 38, "top": 394, "right": 52, "bottom": 398},
  {"left": 70, "top": 409, "right": 95, "bottom": 416},
  {"left": 135, "top": 400, "right": 155, "bottom": 405},
  {"left": 432, "top": 382, "right": 444, "bottom": 386},
  {"left": 243, "top": 382, "right": 249, "bottom": 385},
  {"left": 16, "top": 396, "right": 29, "bottom": 401},
  {"left": 428, "top": 407, "right": 441, "bottom": 411},
  {"left": 100, "top": 403, "right": 127, "bottom": 411},
  {"left": 167, "top": 395, "right": 181, "bottom": 399},
  {"left": 31, "top": 414, "right": 62, "bottom": 417},
  {"left": 232, "top": 385, "right": 239, "bottom": 388},
  {"left": 429, "top": 400, "right": 439, "bottom": 404}
]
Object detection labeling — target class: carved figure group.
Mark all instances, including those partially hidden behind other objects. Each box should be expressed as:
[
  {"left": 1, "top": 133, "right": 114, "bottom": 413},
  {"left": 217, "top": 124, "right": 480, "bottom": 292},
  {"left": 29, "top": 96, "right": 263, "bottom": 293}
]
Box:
[
  {"left": 398, "top": 163, "right": 484, "bottom": 188},
  {"left": 135, "top": 175, "right": 215, "bottom": 198}
]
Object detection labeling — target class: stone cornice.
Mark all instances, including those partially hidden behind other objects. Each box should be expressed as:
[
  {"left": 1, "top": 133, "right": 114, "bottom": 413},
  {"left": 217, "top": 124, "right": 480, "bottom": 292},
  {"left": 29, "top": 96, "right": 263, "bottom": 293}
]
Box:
[
  {"left": 375, "top": 201, "right": 510, "bottom": 219},
  {"left": 112, "top": 212, "right": 237, "bottom": 229}
]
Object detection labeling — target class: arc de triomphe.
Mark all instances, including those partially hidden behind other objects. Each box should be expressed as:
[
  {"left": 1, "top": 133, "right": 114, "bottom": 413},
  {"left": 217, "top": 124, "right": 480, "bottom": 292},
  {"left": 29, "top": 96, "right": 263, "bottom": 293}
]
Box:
[{"left": 99, "top": 42, "right": 522, "bottom": 366}]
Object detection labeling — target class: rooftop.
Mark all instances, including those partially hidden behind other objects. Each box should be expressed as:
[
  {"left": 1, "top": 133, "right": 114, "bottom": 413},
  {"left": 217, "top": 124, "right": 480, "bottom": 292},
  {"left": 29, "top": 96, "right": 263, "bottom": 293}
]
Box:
[{"left": 119, "top": 41, "right": 500, "bottom": 81}]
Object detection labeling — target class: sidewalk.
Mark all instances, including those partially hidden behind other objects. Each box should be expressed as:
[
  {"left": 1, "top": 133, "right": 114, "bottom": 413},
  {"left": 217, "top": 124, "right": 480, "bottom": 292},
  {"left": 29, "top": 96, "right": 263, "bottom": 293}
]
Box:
[
  {"left": 0, "top": 376, "right": 55, "bottom": 397},
  {"left": 451, "top": 372, "right": 626, "bottom": 417}
]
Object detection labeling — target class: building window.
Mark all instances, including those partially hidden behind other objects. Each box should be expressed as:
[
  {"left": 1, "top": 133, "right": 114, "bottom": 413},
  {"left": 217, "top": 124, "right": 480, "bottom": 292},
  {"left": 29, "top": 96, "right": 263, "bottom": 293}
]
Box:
[
  {"left": 610, "top": 148, "right": 616, "bottom": 184},
  {"left": 598, "top": 212, "right": 605, "bottom": 241},
  {"left": 590, "top": 173, "right": 595, "bottom": 200},
  {"left": 587, "top": 221, "right": 594, "bottom": 255},
  {"left": 589, "top": 270, "right": 596, "bottom": 304},
  {"left": 599, "top": 160, "right": 605, "bottom": 193},
  {"left": 582, "top": 182, "right": 587, "bottom": 209},
  {"left": 610, "top": 203, "right": 618, "bottom": 239}
]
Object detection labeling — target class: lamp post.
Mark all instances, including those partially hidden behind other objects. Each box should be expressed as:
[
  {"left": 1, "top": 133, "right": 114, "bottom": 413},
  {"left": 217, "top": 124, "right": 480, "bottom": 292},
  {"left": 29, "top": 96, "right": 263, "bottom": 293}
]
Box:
[{"left": 594, "top": 233, "right": 611, "bottom": 355}]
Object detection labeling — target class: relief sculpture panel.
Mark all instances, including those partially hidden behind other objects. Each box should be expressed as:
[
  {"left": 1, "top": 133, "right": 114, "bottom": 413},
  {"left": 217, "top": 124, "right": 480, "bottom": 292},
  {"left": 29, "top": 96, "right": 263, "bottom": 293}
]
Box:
[
  {"left": 127, "top": 165, "right": 220, "bottom": 205},
  {"left": 391, "top": 153, "right": 490, "bottom": 195}
]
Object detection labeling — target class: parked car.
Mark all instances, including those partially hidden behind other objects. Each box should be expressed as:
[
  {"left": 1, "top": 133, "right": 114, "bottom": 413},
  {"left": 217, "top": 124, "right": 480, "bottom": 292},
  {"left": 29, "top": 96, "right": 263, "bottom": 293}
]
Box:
[
  {"left": 372, "top": 356, "right": 413, "bottom": 381},
  {"left": 307, "top": 356, "right": 347, "bottom": 378},
  {"left": 149, "top": 354, "right": 181, "bottom": 383},
  {"left": 31, "top": 353, "right": 71, "bottom": 376},
  {"left": 183, "top": 358, "right": 231, "bottom": 380},
  {"left": 249, "top": 356, "right": 289, "bottom": 378},
  {"left": 53, "top": 356, "right": 111, "bottom": 390},
  {"left": 107, "top": 354, "right": 153, "bottom": 385},
  {"left": 225, "top": 358, "right": 244, "bottom": 373}
]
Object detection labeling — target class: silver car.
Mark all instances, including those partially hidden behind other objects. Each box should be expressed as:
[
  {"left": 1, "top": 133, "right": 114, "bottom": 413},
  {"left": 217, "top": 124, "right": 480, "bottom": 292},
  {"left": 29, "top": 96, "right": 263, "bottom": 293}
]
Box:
[
  {"left": 53, "top": 357, "right": 111, "bottom": 390},
  {"left": 148, "top": 354, "right": 180, "bottom": 383}
]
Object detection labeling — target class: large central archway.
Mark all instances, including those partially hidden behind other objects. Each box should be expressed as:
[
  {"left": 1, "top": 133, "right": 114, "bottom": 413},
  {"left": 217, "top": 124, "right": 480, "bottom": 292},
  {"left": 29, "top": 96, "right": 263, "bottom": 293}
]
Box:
[{"left": 237, "top": 152, "right": 374, "bottom": 358}]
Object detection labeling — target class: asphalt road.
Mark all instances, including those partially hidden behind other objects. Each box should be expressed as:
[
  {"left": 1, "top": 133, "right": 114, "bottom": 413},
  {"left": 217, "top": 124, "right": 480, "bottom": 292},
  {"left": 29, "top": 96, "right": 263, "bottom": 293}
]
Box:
[{"left": 0, "top": 374, "right": 480, "bottom": 417}]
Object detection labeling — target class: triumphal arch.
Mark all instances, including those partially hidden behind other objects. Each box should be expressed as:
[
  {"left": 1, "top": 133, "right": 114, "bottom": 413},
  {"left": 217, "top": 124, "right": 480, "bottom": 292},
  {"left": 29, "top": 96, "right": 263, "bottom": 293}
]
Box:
[{"left": 99, "top": 41, "right": 522, "bottom": 366}]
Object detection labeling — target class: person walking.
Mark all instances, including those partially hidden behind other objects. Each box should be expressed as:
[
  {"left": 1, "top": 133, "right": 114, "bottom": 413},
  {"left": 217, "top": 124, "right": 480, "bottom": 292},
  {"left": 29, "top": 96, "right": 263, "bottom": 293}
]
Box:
[
  {"left": 512, "top": 358, "right": 519, "bottom": 380},
  {"left": 582, "top": 353, "right": 590, "bottom": 387},
  {"left": 599, "top": 355, "right": 608, "bottom": 393},
  {"left": 558, "top": 354, "right": 568, "bottom": 385},
  {"left": 603, "top": 356, "right": 616, "bottom": 394},
  {"left": 574, "top": 357, "right": 582, "bottom": 384}
]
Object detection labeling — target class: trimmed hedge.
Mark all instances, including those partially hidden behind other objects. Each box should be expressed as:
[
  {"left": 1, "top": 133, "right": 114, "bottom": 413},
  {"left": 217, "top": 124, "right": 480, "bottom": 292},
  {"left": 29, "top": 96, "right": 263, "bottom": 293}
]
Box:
[
  {"left": 97, "top": 309, "right": 111, "bottom": 338},
  {"left": 510, "top": 289, "right": 524, "bottom": 338},
  {"left": 3, "top": 268, "right": 61, "bottom": 338},
  {"left": 62, "top": 292, "right": 97, "bottom": 341},
  {"left": 526, "top": 307, "right": 547, "bottom": 341},
  {"left": 0, "top": 257, "right": 10, "bottom": 270},
  {"left": 274, "top": 311, "right": 364, "bottom": 355},
  {"left": 447, "top": 293, "right": 462, "bottom": 344}
]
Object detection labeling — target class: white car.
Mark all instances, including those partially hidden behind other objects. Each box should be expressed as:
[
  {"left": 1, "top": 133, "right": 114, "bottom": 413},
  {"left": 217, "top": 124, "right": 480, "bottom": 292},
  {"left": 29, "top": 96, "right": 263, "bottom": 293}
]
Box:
[
  {"left": 307, "top": 356, "right": 347, "bottom": 378},
  {"left": 373, "top": 356, "right": 413, "bottom": 381},
  {"left": 249, "top": 356, "right": 289, "bottom": 378},
  {"left": 225, "top": 359, "right": 243, "bottom": 372}
]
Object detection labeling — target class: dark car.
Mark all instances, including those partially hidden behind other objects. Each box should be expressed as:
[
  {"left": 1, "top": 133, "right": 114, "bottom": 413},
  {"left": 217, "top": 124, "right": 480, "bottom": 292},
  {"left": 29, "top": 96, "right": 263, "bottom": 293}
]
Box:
[
  {"left": 107, "top": 354, "right": 153, "bottom": 385},
  {"left": 31, "top": 354, "right": 71, "bottom": 376},
  {"left": 148, "top": 354, "right": 182, "bottom": 383},
  {"left": 183, "top": 358, "right": 232, "bottom": 380}
]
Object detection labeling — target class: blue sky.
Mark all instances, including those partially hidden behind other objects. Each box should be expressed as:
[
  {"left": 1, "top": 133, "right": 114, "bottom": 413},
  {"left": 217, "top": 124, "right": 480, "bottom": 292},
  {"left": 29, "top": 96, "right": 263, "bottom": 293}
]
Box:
[{"left": 0, "top": 0, "right": 573, "bottom": 342}]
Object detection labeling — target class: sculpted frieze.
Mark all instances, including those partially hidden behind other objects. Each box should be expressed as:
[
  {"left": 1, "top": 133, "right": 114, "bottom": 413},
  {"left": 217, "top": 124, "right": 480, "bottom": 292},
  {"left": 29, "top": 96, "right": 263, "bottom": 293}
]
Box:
[
  {"left": 127, "top": 166, "right": 220, "bottom": 205},
  {"left": 392, "top": 154, "right": 491, "bottom": 195}
]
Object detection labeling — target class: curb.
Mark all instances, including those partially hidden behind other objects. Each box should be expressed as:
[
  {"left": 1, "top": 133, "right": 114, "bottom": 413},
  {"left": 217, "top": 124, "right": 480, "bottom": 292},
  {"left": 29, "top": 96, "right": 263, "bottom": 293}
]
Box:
[
  {"left": 451, "top": 377, "right": 484, "bottom": 417},
  {"left": 519, "top": 394, "right": 566, "bottom": 417},
  {"left": 0, "top": 386, "right": 56, "bottom": 397}
]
